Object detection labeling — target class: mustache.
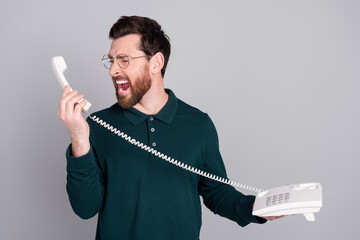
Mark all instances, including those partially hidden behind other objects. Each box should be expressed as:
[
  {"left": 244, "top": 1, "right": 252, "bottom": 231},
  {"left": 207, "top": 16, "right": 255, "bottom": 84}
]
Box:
[{"left": 112, "top": 75, "right": 130, "bottom": 82}]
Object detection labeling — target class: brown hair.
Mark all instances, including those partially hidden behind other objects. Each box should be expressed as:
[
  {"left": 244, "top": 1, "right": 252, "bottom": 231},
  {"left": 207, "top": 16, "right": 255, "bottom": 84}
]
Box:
[{"left": 109, "top": 16, "right": 171, "bottom": 77}]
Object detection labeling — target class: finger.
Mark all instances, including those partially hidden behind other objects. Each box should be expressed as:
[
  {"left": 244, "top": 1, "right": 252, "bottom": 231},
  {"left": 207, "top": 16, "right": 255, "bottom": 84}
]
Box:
[
  {"left": 59, "top": 86, "right": 72, "bottom": 117},
  {"left": 61, "top": 90, "right": 78, "bottom": 114},
  {"left": 61, "top": 85, "right": 71, "bottom": 97},
  {"left": 268, "top": 215, "right": 286, "bottom": 221},
  {"left": 74, "top": 98, "right": 87, "bottom": 115},
  {"left": 66, "top": 93, "right": 84, "bottom": 115},
  {"left": 263, "top": 216, "right": 277, "bottom": 221},
  {"left": 59, "top": 89, "right": 77, "bottom": 113}
]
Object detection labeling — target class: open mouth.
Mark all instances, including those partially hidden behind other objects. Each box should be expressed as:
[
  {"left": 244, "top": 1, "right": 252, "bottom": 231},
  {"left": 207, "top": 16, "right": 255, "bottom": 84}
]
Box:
[{"left": 116, "top": 80, "right": 131, "bottom": 94}]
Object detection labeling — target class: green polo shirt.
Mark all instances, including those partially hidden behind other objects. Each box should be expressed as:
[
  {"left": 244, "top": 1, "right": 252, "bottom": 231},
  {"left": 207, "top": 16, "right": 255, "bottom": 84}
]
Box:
[{"left": 66, "top": 89, "right": 265, "bottom": 240}]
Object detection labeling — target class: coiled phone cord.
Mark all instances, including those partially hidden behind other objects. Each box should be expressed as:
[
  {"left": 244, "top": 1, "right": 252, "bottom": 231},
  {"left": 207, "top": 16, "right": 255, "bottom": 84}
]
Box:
[{"left": 88, "top": 112, "right": 264, "bottom": 193}]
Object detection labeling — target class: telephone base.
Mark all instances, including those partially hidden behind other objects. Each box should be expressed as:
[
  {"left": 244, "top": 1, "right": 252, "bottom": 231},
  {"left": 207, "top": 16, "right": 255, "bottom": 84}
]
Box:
[{"left": 252, "top": 183, "right": 323, "bottom": 222}]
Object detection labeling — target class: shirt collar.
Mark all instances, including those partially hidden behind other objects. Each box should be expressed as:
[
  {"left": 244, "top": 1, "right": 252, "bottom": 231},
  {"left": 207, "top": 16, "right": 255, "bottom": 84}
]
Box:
[{"left": 120, "top": 89, "right": 178, "bottom": 126}]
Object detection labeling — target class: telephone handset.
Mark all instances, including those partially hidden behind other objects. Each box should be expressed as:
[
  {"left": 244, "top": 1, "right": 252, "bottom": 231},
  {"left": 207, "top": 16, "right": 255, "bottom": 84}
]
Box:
[
  {"left": 51, "top": 56, "right": 92, "bottom": 112},
  {"left": 52, "top": 56, "right": 323, "bottom": 221}
]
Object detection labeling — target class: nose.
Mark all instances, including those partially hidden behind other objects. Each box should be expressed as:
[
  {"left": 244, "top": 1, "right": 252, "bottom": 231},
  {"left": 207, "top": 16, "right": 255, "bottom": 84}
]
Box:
[{"left": 109, "top": 62, "right": 121, "bottom": 77}]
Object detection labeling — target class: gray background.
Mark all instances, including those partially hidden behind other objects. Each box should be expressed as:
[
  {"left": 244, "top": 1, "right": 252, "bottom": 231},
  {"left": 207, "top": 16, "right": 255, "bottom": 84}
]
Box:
[{"left": 0, "top": 0, "right": 359, "bottom": 239}]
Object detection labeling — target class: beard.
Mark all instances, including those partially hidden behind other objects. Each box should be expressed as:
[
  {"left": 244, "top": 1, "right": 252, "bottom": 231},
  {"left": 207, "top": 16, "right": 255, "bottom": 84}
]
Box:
[{"left": 113, "top": 66, "right": 152, "bottom": 109}]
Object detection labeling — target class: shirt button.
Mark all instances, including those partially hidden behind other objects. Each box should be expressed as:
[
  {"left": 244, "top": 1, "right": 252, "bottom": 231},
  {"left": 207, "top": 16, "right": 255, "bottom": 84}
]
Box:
[
  {"left": 152, "top": 142, "right": 156, "bottom": 147},
  {"left": 151, "top": 128, "right": 155, "bottom": 132},
  {"left": 150, "top": 117, "right": 154, "bottom": 121}
]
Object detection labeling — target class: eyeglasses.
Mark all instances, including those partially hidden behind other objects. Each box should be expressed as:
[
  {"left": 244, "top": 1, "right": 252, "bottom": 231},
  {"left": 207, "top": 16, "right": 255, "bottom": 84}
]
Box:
[{"left": 102, "top": 54, "right": 148, "bottom": 69}]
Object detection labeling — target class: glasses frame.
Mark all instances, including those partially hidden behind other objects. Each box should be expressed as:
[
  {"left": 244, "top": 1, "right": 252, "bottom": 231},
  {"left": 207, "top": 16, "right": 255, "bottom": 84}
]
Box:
[{"left": 102, "top": 54, "right": 148, "bottom": 69}]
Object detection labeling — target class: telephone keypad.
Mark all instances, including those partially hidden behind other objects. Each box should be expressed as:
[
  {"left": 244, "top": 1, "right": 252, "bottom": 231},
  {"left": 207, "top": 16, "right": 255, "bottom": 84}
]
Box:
[{"left": 265, "top": 192, "right": 291, "bottom": 206}]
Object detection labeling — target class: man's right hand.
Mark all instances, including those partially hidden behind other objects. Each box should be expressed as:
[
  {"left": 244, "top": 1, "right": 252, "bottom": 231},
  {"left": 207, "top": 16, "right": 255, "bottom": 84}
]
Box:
[{"left": 58, "top": 85, "right": 90, "bottom": 157}]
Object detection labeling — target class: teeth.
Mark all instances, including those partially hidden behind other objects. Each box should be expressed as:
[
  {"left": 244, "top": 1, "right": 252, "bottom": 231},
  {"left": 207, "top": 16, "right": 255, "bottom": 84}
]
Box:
[{"left": 116, "top": 80, "right": 129, "bottom": 84}]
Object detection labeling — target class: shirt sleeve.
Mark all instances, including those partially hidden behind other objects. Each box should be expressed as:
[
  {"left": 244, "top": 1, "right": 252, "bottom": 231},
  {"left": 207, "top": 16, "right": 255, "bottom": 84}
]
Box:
[
  {"left": 197, "top": 114, "right": 266, "bottom": 227},
  {"left": 65, "top": 118, "right": 105, "bottom": 219}
]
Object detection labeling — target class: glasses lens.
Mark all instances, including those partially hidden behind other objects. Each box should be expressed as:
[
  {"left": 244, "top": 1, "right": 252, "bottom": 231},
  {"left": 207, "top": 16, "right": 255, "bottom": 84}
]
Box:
[
  {"left": 102, "top": 55, "right": 111, "bottom": 69},
  {"left": 117, "top": 55, "right": 129, "bottom": 69}
]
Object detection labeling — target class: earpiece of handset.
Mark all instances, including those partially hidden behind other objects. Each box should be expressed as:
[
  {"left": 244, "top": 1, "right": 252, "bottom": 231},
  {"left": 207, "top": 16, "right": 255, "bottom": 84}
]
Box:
[{"left": 51, "top": 56, "right": 91, "bottom": 112}]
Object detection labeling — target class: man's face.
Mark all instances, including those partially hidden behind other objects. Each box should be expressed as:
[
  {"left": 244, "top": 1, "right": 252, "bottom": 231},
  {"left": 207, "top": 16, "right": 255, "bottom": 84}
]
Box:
[{"left": 108, "top": 34, "right": 151, "bottom": 108}]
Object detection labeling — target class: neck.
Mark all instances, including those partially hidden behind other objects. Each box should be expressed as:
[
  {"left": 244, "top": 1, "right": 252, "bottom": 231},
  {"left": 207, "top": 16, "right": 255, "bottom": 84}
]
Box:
[{"left": 133, "top": 84, "right": 169, "bottom": 115}]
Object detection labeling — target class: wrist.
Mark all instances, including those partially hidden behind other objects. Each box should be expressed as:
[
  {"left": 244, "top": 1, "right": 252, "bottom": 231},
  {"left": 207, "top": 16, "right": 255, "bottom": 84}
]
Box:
[{"left": 71, "top": 139, "right": 90, "bottom": 157}]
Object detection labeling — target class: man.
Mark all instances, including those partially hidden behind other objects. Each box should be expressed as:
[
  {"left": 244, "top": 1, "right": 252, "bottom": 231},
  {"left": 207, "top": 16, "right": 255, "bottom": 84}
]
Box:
[{"left": 58, "top": 16, "right": 281, "bottom": 240}]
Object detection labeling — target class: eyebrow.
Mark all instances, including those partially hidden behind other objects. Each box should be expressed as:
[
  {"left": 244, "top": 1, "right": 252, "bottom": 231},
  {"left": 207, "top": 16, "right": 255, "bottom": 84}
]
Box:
[{"left": 107, "top": 53, "right": 127, "bottom": 59}]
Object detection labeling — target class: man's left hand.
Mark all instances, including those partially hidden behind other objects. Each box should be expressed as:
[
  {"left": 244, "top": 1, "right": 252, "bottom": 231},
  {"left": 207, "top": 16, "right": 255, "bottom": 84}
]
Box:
[{"left": 262, "top": 215, "right": 287, "bottom": 221}]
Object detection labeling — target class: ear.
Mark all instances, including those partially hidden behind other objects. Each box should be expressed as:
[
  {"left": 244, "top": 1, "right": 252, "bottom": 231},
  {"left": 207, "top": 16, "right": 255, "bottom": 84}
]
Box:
[{"left": 149, "top": 52, "right": 164, "bottom": 76}]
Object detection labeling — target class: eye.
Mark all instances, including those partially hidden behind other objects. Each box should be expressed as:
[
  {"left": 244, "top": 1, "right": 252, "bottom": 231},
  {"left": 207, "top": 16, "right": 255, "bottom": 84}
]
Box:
[{"left": 118, "top": 57, "right": 129, "bottom": 63}]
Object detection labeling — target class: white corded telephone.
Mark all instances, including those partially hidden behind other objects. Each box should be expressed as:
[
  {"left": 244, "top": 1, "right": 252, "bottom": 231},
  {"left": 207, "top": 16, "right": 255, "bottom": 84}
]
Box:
[
  {"left": 52, "top": 56, "right": 323, "bottom": 222},
  {"left": 252, "top": 183, "right": 322, "bottom": 221}
]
